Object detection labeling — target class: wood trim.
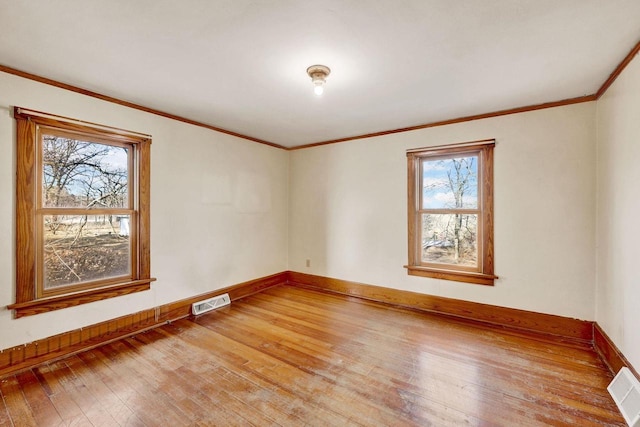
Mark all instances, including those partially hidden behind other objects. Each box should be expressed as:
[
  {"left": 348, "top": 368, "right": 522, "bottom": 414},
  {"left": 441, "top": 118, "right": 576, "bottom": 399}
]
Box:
[
  {"left": 406, "top": 138, "right": 496, "bottom": 154},
  {"left": 7, "top": 280, "right": 155, "bottom": 318},
  {"left": 407, "top": 142, "right": 495, "bottom": 285},
  {"left": 0, "top": 271, "right": 288, "bottom": 378},
  {"left": 138, "top": 134, "right": 152, "bottom": 280},
  {"left": 288, "top": 95, "right": 596, "bottom": 150},
  {"left": 37, "top": 207, "right": 134, "bottom": 216},
  {"left": 15, "top": 117, "right": 37, "bottom": 304},
  {"left": 405, "top": 266, "right": 496, "bottom": 286},
  {"left": 593, "top": 323, "right": 640, "bottom": 380},
  {"left": 0, "top": 65, "right": 285, "bottom": 150},
  {"left": 596, "top": 39, "right": 640, "bottom": 99},
  {"left": 160, "top": 271, "right": 289, "bottom": 319},
  {"left": 1, "top": 64, "right": 596, "bottom": 153},
  {"left": 7, "top": 39, "right": 637, "bottom": 153},
  {"left": 286, "top": 271, "right": 593, "bottom": 343},
  {"left": 289, "top": 37, "right": 640, "bottom": 150},
  {"left": 4, "top": 35, "right": 638, "bottom": 153},
  {"left": 15, "top": 107, "right": 152, "bottom": 139},
  {"left": 12, "top": 108, "right": 156, "bottom": 317},
  {"left": 4, "top": 268, "right": 638, "bottom": 387},
  {"left": 289, "top": 34, "right": 638, "bottom": 151},
  {"left": 406, "top": 153, "right": 418, "bottom": 269},
  {"left": 481, "top": 144, "right": 495, "bottom": 275}
]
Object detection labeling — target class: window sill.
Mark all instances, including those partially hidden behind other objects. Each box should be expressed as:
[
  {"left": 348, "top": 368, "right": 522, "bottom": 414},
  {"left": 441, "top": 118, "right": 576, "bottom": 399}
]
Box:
[
  {"left": 405, "top": 266, "right": 497, "bottom": 286},
  {"left": 7, "top": 278, "right": 156, "bottom": 318}
]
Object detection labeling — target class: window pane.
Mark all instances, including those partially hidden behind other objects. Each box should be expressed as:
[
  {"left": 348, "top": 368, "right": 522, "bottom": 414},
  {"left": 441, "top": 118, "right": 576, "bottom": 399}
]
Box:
[
  {"left": 422, "top": 213, "right": 477, "bottom": 267},
  {"left": 422, "top": 156, "right": 478, "bottom": 209},
  {"left": 43, "top": 214, "right": 131, "bottom": 290},
  {"left": 42, "top": 135, "right": 129, "bottom": 208}
]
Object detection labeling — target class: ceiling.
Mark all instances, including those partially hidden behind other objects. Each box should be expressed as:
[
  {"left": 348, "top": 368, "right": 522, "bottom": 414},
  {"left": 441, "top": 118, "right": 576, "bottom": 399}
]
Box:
[{"left": 1, "top": 1, "right": 639, "bottom": 148}]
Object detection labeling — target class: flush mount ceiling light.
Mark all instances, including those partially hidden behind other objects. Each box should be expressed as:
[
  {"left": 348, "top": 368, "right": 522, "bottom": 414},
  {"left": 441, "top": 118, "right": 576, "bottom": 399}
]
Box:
[{"left": 307, "top": 65, "right": 331, "bottom": 96}]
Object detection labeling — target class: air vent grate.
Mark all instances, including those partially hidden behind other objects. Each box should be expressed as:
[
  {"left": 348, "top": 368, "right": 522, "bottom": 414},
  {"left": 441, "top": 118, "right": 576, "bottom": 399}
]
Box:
[
  {"left": 608, "top": 367, "right": 640, "bottom": 426},
  {"left": 192, "top": 293, "right": 231, "bottom": 315}
]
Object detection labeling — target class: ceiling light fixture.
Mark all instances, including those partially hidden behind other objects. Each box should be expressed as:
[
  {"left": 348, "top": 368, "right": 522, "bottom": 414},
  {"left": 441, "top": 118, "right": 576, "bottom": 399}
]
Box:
[{"left": 307, "top": 65, "right": 331, "bottom": 96}]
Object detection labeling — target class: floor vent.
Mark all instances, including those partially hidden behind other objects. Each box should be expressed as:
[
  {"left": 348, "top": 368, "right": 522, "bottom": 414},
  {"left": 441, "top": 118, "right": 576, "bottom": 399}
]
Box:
[
  {"left": 608, "top": 367, "right": 640, "bottom": 426},
  {"left": 192, "top": 293, "right": 231, "bottom": 315}
]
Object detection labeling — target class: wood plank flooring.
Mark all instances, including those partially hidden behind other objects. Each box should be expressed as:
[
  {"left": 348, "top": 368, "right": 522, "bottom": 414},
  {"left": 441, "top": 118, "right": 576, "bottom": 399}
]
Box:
[{"left": 0, "top": 285, "right": 625, "bottom": 426}]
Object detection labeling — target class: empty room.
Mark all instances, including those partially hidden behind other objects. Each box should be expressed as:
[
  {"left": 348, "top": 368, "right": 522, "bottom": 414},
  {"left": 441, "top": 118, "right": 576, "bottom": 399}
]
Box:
[{"left": 1, "top": 1, "right": 639, "bottom": 426}]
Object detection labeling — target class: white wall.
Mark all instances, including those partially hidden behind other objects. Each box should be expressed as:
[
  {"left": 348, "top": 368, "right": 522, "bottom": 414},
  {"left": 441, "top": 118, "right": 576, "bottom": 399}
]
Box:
[
  {"left": 596, "top": 52, "right": 640, "bottom": 369},
  {"left": 0, "top": 71, "right": 289, "bottom": 349},
  {"left": 289, "top": 102, "right": 597, "bottom": 320}
]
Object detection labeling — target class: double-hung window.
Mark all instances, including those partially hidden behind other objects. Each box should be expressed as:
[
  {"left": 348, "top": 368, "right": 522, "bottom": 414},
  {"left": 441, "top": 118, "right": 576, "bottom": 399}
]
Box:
[
  {"left": 406, "top": 139, "right": 496, "bottom": 285},
  {"left": 10, "top": 107, "right": 154, "bottom": 317}
]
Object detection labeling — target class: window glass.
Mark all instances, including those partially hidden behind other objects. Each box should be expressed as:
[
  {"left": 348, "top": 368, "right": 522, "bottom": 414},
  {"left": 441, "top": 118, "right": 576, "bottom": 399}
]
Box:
[
  {"left": 43, "top": 214, "right": 132, "bottom": 289},
  {"left": 421, "top": 213, "right": 477, "bottom": 266},
  {"left": 42, "top": 134, "right": 129, "bottom": 209},
  {"left": 422, "top": 156, "right": 478, "bottom": 209},
  {"left": 11, "top": 107, "right": 154, "bottom": 317},
  {"left": 406, "top": 140, "right": 495, "bottom": 285}
]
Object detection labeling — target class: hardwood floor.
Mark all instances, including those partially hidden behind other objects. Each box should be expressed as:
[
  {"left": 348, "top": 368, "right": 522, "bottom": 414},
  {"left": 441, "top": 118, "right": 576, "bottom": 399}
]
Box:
[{"left": 0, "top": 286, "right": 625, "bottom": 426}]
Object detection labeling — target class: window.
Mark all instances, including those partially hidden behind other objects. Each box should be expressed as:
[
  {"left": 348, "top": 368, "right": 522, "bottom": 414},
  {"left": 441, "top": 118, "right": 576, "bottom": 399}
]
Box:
[
  {"left": 10, "top": 107, "right": 155, "bottom": 317},
  {"left": 406, "top": 139, "right": 496, "bottom": 285}
]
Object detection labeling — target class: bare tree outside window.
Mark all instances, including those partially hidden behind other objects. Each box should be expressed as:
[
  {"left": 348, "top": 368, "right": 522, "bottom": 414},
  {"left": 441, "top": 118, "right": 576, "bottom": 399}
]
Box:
[
  {"left": 12, "top": 107, "right": 153, "bottom": 317},
  {"left": 421, "top": 156, "right": 478, "bottom": 266},
  {"left": 406, "top": 140, "right": 495, "bottom": 285},
  {"left": 41, "top": 135, "right": 132, "bottom": 289}
]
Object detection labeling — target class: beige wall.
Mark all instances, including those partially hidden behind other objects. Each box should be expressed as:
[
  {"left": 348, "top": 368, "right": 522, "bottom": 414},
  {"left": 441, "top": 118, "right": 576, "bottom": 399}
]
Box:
[
  {"left": 596, "top": 52, "right": 640, "bottom": 369},
  {"left": 289, "top": 102, "right": 597, "bottom": 320},
  {"left": 3, "top": 58, "right": 637, "bottom": 368},
  {"left": 0, "top": 71, "right": 289, "bottom": 349}
]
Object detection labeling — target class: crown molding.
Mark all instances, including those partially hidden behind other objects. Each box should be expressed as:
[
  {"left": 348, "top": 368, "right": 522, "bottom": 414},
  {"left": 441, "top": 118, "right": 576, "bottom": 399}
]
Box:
[
  {"left": 0, "top": 64, "right": 286, "bottom": 150},
  {"left": 288, "top": 95, "right": 596, "bottom": 150},
  {"left": 596, "top": 39, "right": 640, "bottom": 99},
  {"left": 3, "top": 38, "right": 639, "bottom": 151}
]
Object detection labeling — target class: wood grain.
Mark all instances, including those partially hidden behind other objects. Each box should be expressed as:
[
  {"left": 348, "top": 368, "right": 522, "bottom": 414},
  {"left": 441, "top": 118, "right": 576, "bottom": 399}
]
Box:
[
  {"left": 481, "top": 142, "right": 495, "bottom": 274},
  {"left": 0, "top": 285, "right": 625, "bottom": 426},
  {"left": 14, "top": 107, "right": 152, "bottom": 139},
  {"left": 3, "top": 268, "right": 637, "bottom": 403},
  {"left": 406, "top": 142, "right": 496, "bottom": 285},
  {"left": 406, "top": 151, "right": 418, "bottom": 267},
  {"left": 7, "top": 282, "right": 153, "bottom": 318},
  {"left": 138, "top": 135, "right": 152, "bottom": 281},
  {"left": 15, "top": 117, "right": 37, "bottom": 304},
  {"left": 405, "top": 266, "right": 497, "bottom": 285},
  {"left": 11, "top": 107, "right": 157, "bottom": 317},
  {"left": 0, "top": 272, "right": 287, "bottom": 377},
  {"left": 288, "top": 271, "right": 593, "bottom": 343},
  {"left": 594, "top": 322, "right": 640, "bottom": 380}
]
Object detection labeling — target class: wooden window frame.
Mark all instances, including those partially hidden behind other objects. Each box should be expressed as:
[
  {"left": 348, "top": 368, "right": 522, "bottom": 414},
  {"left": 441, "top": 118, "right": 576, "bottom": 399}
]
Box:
[
  {"left": 405, "top": 139, "right": 496, "bottom": 286},
  {"left": 9, "top": 107, "right": 155, "bottom": 317}
]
